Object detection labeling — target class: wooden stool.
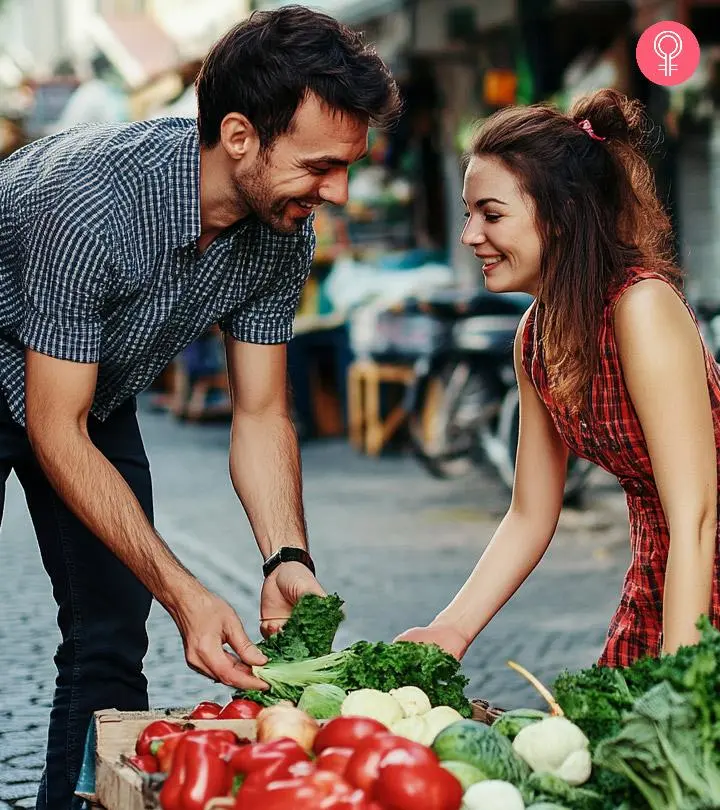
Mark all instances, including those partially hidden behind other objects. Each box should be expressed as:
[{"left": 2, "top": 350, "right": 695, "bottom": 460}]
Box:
[{"left": 347, "top": 360, "right": 415, "bottom": 456}]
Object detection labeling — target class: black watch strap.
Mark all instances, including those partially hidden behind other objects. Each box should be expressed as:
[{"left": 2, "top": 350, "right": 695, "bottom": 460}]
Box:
[{"left": 263, "top": 547, "right": 316, "bottom": 578}]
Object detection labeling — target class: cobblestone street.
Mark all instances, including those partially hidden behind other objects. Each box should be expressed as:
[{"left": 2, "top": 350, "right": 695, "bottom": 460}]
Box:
[{"left": 0, "top": 403, "right": 632, "bottom": 808}]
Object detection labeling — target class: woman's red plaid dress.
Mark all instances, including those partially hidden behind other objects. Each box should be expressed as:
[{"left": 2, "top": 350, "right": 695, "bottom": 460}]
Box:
[{"left": 522, "top": 267, "right": 720, "bottom": 667}]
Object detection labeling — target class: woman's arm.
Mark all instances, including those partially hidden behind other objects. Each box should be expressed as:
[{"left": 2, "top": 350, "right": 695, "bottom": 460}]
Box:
[
  {"left": 614, "top": 279, "right": 717, "bottom": 654},
  {"left": 396, "top": 308, "right": 570, "bottom": 656}
]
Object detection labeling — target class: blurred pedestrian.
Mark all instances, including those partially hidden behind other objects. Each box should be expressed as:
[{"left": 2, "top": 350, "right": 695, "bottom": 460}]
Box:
[
  {"left": 51, "top": 54, "right": 129, "bottom": 129},
  {"left": 397, "top": 88, "right": 720, "bottom": 669},
  {"left": 0, "top": 6, "right": 399, "bottom": 809}
]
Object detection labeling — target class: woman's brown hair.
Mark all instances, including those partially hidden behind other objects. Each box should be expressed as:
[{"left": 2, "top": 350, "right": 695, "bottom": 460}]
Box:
[{"left": 470, "top": 88, "right": 681, "bottom": 410}]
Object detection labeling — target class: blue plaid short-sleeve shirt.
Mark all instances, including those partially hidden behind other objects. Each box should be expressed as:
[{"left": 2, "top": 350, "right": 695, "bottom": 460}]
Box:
[{"left": 0, "top": 117, "right": 315, "bottom": 426}]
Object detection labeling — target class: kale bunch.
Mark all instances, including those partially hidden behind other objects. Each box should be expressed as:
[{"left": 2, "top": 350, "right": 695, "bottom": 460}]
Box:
[
  {"left": 623, "top": 616, "right": 720, "bottom": 745},
  {"left": 233, "top": 592, "right": 471, "bottom": 716},
  {"left": 340, "top": 640, "right": 472, "bottom": 716},
  {"left": 233, "top": 592, "right": 344, "bottom": 705},
  {"left": 552, "top": 617, "right": 720, "bottom": 749},
  {"left": 257, "top": 592, "right": 345, "bottom": 662},
  {"left": 551, "top": 617, "right": 720, "bottom": 810},
  {"left": 552, "top": 665, "right": 634, "bottom": 744},
  {"left": 249, "top": 641, "right": 472, "bottom": 716}
]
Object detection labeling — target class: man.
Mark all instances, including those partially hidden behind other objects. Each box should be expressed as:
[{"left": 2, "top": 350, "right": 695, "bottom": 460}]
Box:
[{"left": 0, "top": 6, "right": 400, "bottom": 809}]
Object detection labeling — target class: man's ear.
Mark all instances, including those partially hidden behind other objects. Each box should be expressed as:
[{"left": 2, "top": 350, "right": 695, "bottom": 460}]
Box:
[{"left": 219, "top": 113, "right": 260, "bottom": 163}]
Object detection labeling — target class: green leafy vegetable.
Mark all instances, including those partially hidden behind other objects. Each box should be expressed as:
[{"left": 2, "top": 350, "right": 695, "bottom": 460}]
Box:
[
  {"left": 232, "top": 593, "right": 345, "bottom": 704},
  {"left": 251, "top": 640, "right": 472, "bottom": 716},
  {"left": 552, "top": 665, "right": 633, "bottom": 744},
  {"left": 593, "top": 682, "right": 720, "bottom": 810},
  {"left": 551, "top": 617, "right": 720, "bottom": 810},
  {"left": 233, "top": 592, "right": 471, "bottom": 716},
  {"left": 257, "top": 593, "right": 345, "bottom": 662},
  {"left": 230, "top": 689, "right": 280, "bottom": 708},
  {"left": 553, "top": 618, "right": 720, "bottom": 748},
  {"left": 521, "top": 772, "right": 606, "bottom": 810}
]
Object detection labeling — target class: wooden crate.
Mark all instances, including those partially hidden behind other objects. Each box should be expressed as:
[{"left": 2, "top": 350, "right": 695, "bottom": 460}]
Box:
[{"left": 78, "top": 709, "right": 257, "bottom": 810}]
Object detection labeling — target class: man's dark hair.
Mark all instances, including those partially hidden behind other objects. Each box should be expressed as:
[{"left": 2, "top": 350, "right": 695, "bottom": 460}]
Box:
[{"left": 195, "top": 5, "right": 402, "bottom": 148}]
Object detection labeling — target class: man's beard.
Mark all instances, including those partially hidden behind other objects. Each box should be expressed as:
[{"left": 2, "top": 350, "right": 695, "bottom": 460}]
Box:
[{"left": 233, "top": 161, "right": 303, "bottom": 236}]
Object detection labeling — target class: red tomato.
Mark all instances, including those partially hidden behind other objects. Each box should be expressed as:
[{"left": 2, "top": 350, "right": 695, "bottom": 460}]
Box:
[
  {"left": 313, "top": 717, "right": 387, "bottom": 755},
  {"left": 218, "top": 698, "right": 262, "bottom": 719},
  {"left": 344, "top": 733, "right": 437, "bottom": 793},
  {"left": 315, "top": 747, "right": 354, "bottom": 777},
  {"left": 188, "top": 701, "right": 222, "bottom": 719},
  {"left": 373, "top": 763, "right": 463, "bottom": 810}
]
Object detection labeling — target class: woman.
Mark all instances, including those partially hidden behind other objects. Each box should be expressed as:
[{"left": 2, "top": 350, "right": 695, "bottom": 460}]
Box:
[{"left": 397, "top": 88, "right": 720, "bottom": 667}]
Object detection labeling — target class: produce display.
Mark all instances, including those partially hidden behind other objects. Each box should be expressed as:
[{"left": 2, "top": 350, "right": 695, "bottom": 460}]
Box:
[{"left": 120, "top": 597, "right": 719, "bottom": 810}]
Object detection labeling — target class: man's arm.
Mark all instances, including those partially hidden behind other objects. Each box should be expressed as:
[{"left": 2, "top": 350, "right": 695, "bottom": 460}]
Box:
[
  {"left": 615, "top": 280, "right": 717, "bottom": 654},
  {"left": 226, "top": 337, "right": 307, "bottom": 557},
  {"left": 25, "top": 350, "right": 268, "bottom": 688},
  {"left": 225, "top": 336, "right": 325, "bottom": 634}
]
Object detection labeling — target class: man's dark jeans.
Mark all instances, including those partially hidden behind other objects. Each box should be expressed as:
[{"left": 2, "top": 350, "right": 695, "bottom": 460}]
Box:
[{"left": 0, "top": 398, "right": 153, "bottom": 810}]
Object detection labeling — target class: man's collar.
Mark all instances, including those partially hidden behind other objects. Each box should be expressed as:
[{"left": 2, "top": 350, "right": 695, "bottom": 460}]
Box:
[{"left": 169, "top": 124, "right": 201, "bottom": 249}]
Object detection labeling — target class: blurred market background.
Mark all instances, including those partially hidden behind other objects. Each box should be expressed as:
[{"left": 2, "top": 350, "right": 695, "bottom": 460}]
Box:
[{"left": 1, "top": 0, "right": 720, "bottom": 807}]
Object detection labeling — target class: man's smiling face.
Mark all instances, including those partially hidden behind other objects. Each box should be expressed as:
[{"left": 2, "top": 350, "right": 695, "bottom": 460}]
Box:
[{"left": 233, "top": 93, "right": 369, "bottom": 234}]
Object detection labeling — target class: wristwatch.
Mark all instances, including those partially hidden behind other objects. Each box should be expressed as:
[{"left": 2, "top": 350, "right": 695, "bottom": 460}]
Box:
[{"left": 262, "top": 546, "right": 316, "bottom": 578}]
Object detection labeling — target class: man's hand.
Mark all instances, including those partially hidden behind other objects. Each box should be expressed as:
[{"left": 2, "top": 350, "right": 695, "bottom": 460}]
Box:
[
  {"left": 260, "top": 561, "right": 326, "bottom": 638},
  {"left": 170, "top": 582, "right": 270, "bottom": 690},
  {"left": 393, "top": 623, "right": 470, "bottom": 661}
]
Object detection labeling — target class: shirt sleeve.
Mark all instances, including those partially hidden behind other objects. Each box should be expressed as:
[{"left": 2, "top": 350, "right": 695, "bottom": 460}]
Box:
[
  {"left": 223, "top": 225, "right": 316, "bottom": 345},
  {"left": 19, "top": 211, "right": 110, "bottom": 363}
]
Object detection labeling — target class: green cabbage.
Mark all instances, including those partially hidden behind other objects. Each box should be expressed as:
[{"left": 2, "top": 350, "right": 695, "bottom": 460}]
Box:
[{"left": 297, "top": 683, "right": 346, "bottom": 719}]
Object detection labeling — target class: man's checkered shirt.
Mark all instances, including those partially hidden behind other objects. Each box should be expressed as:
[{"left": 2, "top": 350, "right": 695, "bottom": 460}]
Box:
[{"left": 0, "top": 117, "right": 315, "bottom": 426}]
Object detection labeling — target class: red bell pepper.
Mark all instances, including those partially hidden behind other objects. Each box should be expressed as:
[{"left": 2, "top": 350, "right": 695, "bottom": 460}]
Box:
[
  {"left": 136, "top": 720, "right": 184, "bottom": 756},
  {"left": 154, "top": 729, "right": 238, "bottom": 775},
  {"left": 187, "top": 729, "right": 238, "bottom": 758},
  {"left": 239, "top": 758, "right": 315, "bottom": 793},
  {"left": 228, "top": 738, "right": 310, "bottom": 776},
  {"left": 236, "top": 770, "right": 355, "bottom": 810},
  {"left": 188, "top": 701, "right": 222, "bottom": 719},
  {"left": 127, "top": 754, "right": 159, "bottom": 773},
  {"left": 217, "top": 698, "right": 262, "bottom": 719},
  {"left": 152, "top": 733, "right": 187, "bottom": 773},
  {"left": 372, "top": 762, "right": 463, "bottom": 810},
  {"left": 159, "top": 734, "right": 190, "bottom": 810},
  {"left": 177, "top": 735, "right": 232, "bottom": 810}
]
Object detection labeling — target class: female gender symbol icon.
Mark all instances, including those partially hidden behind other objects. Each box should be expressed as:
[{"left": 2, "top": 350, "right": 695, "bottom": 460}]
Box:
[
  {"left": 653, "top": 30, "right": 682, "bottom": 77},
  {"left": 636, "top": 20, "right": 700, "bottom": 87}
]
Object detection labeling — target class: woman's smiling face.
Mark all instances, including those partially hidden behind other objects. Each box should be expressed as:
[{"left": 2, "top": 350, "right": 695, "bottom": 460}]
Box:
[{"left": 461, "top": 155, "right": 543, "bottom": 296}]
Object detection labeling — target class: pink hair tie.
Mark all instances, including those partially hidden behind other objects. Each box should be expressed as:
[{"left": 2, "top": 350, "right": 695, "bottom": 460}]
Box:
[{"left": 578, "top": 119, "right": 605, "bottom": 141}]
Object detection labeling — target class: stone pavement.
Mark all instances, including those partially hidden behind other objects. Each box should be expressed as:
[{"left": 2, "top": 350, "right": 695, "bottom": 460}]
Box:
[{"left": 0, "top": 403, "right": 632, "bottom": 808}]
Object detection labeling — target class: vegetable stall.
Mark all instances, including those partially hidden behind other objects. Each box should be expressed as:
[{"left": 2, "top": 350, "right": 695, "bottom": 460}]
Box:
[{"left": 79, "top": 594, "right": 720, "bottom": 810}]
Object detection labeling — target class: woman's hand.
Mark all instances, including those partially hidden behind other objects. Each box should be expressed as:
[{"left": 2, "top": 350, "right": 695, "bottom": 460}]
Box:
[{"left": 393, "top": 623, "right": 470, "bottom": 660}]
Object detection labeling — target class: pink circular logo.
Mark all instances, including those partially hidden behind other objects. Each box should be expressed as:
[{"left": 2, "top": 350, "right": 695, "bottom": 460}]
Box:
[{"left": 636, "top": 21, "right": 700, "bottom": 86}]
